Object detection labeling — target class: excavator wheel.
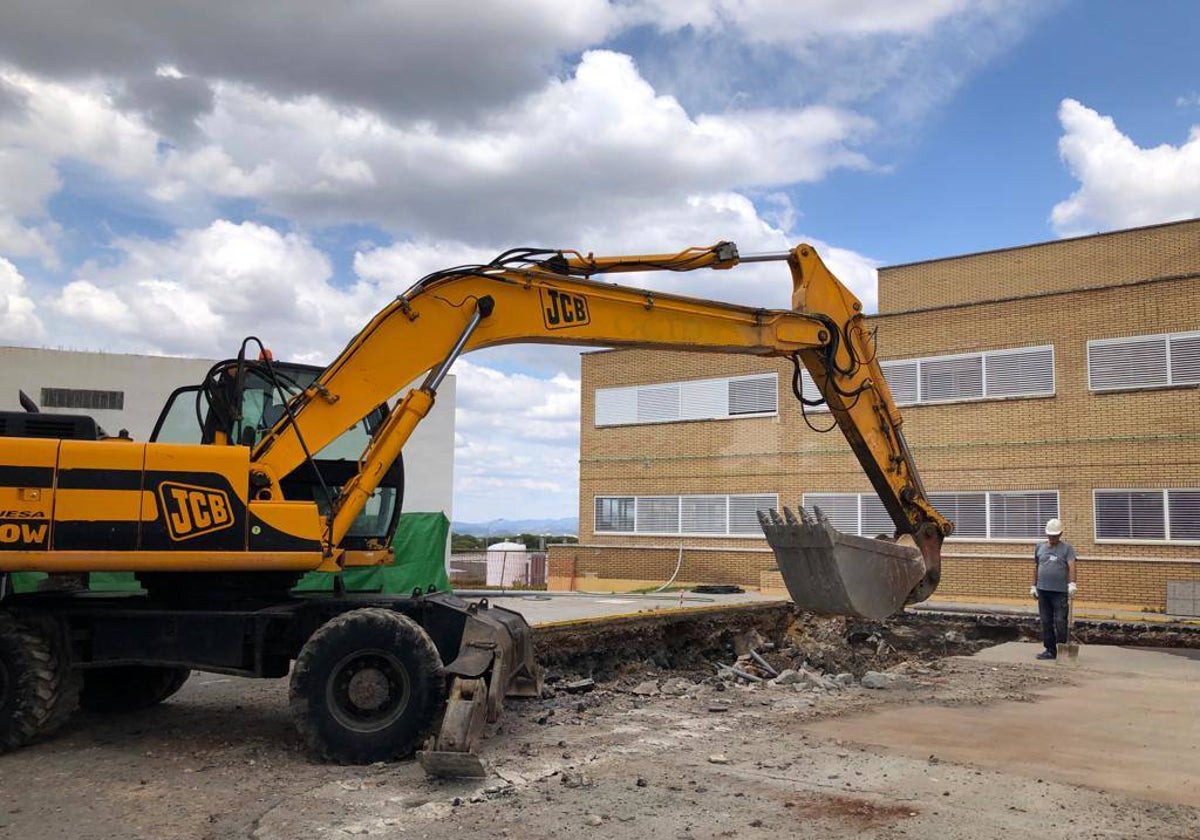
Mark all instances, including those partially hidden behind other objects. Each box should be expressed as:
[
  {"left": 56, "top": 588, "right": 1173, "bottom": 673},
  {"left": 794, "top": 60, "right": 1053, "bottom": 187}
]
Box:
[
  {"left": 0, "top": 613, "right": 81, "bottom": 753},
  {"left": 79, "top": 666, "right": 191, "bottom": 713},
  {"left": 289, "top": 608, "right": 446, "bottom": 765}
]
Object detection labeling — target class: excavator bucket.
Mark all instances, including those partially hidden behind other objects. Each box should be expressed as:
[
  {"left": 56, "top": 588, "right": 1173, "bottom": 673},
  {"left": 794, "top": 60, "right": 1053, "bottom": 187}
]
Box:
[{"left": 759, "top": 506, "right": 928, "bottom": 620}]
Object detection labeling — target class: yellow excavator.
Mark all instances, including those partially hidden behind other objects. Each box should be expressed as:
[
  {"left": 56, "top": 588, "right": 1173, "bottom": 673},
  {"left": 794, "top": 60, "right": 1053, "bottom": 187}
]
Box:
[{"left": 0, "top": 242, "right": 952, "bottom": 774}]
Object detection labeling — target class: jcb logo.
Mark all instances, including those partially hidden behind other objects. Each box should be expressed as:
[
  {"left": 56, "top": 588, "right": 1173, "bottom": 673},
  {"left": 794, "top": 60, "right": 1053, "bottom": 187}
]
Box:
[
  {"left": 541, "top": 289, "right": 590, "bottom": 330},
  {"left": 158, "top": 482, "right": 234, "bottom": 541},
  {"left": 0, "top": 520, "right": 48, "bottom": 546}
]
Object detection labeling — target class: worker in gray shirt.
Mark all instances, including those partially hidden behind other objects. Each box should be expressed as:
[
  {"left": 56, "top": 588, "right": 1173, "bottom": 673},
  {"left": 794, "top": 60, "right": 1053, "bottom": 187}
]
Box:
[{"left": 1030, "top": 518, "right": 1077, "bottom": 660}]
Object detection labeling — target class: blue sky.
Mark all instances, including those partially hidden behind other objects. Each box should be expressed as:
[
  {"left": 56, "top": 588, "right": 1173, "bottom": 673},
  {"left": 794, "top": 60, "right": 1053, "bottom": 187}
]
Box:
[{"left": 1, "top": 1, "right": 1198, "bottom": 521}]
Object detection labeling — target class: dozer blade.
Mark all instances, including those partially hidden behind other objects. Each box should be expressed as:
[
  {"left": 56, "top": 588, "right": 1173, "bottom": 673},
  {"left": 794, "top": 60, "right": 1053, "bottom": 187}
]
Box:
[
  {"left": 417, "top": 594, "right": 543, "bottom": 778},
  {"left": 759, "top": 506, "right": 927, "bottom": 620}
]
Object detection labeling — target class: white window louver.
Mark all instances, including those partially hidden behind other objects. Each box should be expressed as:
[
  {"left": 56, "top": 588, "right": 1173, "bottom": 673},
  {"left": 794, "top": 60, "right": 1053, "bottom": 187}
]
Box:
[
  {"left": 860, "top": 495, "right": 895, "bottom": 537},
  {"left": 989, "top": 491, "right": 1059, "bottom": 539},
  {"left": 594, "top": 386, "right": 637, "bottom": 427},
  {"left": 593, "top": 493, "right": 777, "bottom": 535},
  {"left": 635, "top": 497, "right": 680, "bottom": 533},
  {"left": 681, "top": 496, "right": 728, "bottom": 534},
  {"left": 984, "top": 347, "right": 1055, "bottom": 398},
  {"left": 881, "top": 361, "right": 919, "bottom": 405},
  {"left": 1088, "top": 335, "right": 1170, "bottom": 391},
  {"left": 1168, "top": 490, "right": 1200, "bottom": 541},
  {"left": 927, "top": 492, "right": 988, "bottom": 539},
  {"left": 1095, "top": 489, "right": 1200, "bottom": 542},
  {"left": 596, "top": 374, "right": 776, "bottom": 427},
  {"left": 1169, "top": 332, "right": 1200, "bottom": 385},
  {"left": 920, "top": 355, "right": 984, "bottom": 402},
  {"left": 1094, "top": 490, "right": 1167, "bottom": 540},
  {"left": 636, "top": 384, "right": 680, "bottom": 423},
  {"left": 800, "top": 493, "right": 859, "bottom": 532},
  {"left": 728, "top": 375, "right": 777, "bottom": 415},
  {"left": 680, "top": 378, "right": 728, "bottom": 420},
  {"left": 730, "top": 494, "right": 778, "bottom": 533}
]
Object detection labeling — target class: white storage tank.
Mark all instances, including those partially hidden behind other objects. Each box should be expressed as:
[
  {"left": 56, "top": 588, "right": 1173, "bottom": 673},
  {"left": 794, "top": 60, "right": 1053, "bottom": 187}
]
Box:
[{"left": 485, "top": 541, "right": 528, "bottom": 587}]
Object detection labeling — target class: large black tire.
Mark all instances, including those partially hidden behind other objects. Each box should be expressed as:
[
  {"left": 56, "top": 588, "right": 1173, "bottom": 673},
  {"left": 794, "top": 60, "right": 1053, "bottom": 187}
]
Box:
[
  {"left": 0, "top": 613, "right": 81, "bottom": 752},
  {"left": 79, "top": 666, "right": 191, "bottom": 713},
  {"left": 289, "top": 608, "right": 445, "bottom": 764}
]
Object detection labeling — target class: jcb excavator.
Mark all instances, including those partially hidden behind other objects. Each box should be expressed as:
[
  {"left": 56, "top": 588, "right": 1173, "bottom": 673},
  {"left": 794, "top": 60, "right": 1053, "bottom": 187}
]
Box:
[{"left": 0, "top": 242, "right": 952, "bottom": 774}]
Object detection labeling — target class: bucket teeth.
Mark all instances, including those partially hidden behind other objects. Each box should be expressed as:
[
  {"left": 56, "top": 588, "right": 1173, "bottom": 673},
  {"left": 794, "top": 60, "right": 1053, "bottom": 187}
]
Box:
[{"left": 759, "top": 503, "right": 927, "bottom": 620}]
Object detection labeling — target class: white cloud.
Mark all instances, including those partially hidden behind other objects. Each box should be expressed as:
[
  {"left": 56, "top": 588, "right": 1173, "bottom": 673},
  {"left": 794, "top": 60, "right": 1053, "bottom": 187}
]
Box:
[
  {"left": 452, "top": 359, "right": 580, "bottom": 520},
  {"left": 47, "top": 220, "right": 385, "bottom": 361},
  {"left": 1052, "top": 99, "right": 1200, "bottom": 236},
  {"left": 0, "top": 257, "right": 43, "bottom": 342}
]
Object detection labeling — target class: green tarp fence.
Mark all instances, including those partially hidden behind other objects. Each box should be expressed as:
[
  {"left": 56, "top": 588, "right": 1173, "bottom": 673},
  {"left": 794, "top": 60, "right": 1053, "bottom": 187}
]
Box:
[
  {"left": 9, "top": 511, "right": 452, "bottom": 595},
  {"left": 294, "top": 511, "right": 451, "bottom": 594}
]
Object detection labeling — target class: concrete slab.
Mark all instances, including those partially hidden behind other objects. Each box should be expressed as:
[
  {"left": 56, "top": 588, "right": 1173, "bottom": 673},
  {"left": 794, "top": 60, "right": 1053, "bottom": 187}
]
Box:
[
  {"left": 460, "top": 590, "right": 786, "bottom": 626},
  {"left": 808, "top": 642, "right": 1200, "bottom": 806}
]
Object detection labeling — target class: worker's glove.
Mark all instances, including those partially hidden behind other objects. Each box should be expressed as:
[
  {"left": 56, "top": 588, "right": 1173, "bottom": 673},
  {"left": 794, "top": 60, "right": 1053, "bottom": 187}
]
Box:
[
  {"left": 1029, "top": 586, "right": 1038, "bottom": 598},
  {"left": 1068, "top": 582, "right": 1077, "bottom": 596}
]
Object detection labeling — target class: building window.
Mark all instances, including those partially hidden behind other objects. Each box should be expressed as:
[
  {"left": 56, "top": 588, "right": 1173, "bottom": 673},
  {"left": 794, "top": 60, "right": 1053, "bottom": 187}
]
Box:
[
  {"left": 594, "top": 493, "right": 778, "bottom": 536},
  {"left": 1094, "top": 489, "right": 1200, "bottom": 543},
  {"left": 800, "top": 345, "right": 1054, "bottom": 410},
  {"left": 595, "top": 497, "right": 635, "bottom": 532},
  {"left": 595, "top": 374, "right": 777, "bottom": 427},
  {"left": 1088, "top": 331, "right": 1200, "bottom": 392},
  {"left": 802, "top": 490, "right": 1058, "bottom": 541},
  {"left": 40, "top": 388, "right": 125, "bottom": 411}
]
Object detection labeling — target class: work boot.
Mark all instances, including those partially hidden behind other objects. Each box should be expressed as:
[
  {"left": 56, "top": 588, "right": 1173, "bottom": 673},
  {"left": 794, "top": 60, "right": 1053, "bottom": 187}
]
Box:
[{"left": 1035, "top": 649, "right": 1056, "bottom": 661}]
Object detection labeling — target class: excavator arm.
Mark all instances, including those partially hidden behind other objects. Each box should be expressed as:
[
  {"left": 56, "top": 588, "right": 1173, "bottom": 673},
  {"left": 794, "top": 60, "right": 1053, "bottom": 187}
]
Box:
[{"left": 250, "top": 242, "right": 951, "bottom": 618}]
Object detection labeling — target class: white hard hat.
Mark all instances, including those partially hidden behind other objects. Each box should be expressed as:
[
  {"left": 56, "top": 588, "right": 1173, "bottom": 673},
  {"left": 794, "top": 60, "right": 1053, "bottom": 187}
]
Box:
[{"left": 1045, "top": 518, "right": 1063, "bottom": 536}]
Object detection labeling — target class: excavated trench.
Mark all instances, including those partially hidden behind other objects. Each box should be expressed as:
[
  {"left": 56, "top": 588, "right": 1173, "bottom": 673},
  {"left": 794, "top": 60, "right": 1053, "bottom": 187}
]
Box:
[{"left": 533, "top": 602, "right": 1200, "bottom": 684}]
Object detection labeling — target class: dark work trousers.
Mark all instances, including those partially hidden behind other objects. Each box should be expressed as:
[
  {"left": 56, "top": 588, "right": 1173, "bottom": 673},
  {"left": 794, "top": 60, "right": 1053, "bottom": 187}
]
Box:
[{"left": 1037, "top": 589, "right": 1069, "bottom": 652}]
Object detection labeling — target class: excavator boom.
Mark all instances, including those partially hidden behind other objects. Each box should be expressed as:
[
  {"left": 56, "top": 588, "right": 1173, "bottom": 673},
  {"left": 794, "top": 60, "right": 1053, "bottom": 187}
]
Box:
[{"left": 248, "top": 242, "right": 952, "bottom": 617}]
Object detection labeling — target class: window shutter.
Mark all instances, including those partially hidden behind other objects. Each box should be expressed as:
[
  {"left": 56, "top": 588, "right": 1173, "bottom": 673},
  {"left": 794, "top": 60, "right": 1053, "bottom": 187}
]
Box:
[
  {"left": 1094, "top": 490, "right": 1166, "bottom": 540},
  {"left": 920, "top": 355, "right": 984, "bottom": 402},
  {"left": 881, "top": 361, "right": 919, "bottom": 405},
  {"left": 928, "top": 492, "right": 987, "bottom": 539},
  {"left": 1167, "top": 490, "right": 1200, "bottom": 541},
  {"left": 681, "top": 496, "right": 727, "bottom": 534},
  {"left": 728, "top": 375, "right": 777, "bottom": 415},
  {"left": 1169, "top": 333, "right": 1200, "bottom": 385},
  {"left": 1088, "top": 336, "right": 1169, "bottom": 391},
  {"left": 680, "top": 378, "right": 727, "bottom": 420},
  {"left": 729, "top": 494, "right": 777, "bottom": 533},
  {"left": 636, "top": 384, "right": 680, "bottom": 423},
  {"left": 860, "top": 495, "right": 894, "bottom": 537},
  {"left": 635, "top": 497, "right": 680, "bottom": 533},
  {"left": 985, "top": 346, "right": 1054, "bottom": 397},
  {"left": 989, "top": 491, "right": 1057, "bottom": 539},
  {"left": 801, "top": 493, "right": 859, "bottom": 533},
  {"left": 595, "top": 387, "right": 637, "bottom": 426}
]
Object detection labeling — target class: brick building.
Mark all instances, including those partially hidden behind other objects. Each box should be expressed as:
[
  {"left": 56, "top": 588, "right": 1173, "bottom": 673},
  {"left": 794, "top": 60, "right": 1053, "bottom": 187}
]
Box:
[{"left": 548, "top": 219, "right": 1200, "bottom": 612}]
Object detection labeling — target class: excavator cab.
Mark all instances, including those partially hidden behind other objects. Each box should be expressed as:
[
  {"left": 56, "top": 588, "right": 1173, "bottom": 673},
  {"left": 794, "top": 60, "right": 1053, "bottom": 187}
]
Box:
[{"left": 151, "top": 360, "right": 403, "bottom": 553}]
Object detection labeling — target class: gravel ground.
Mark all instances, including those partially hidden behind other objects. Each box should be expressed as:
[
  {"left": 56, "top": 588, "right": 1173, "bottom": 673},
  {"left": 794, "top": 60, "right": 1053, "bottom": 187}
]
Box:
[{"left": 2, "top": 641, "right": 1198, "bottom": 840}]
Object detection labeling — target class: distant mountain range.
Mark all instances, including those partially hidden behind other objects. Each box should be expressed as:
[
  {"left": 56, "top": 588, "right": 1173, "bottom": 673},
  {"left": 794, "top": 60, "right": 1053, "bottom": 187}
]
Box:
[{"left": 452, "top": 517, "right": 578, "bottom": 537}]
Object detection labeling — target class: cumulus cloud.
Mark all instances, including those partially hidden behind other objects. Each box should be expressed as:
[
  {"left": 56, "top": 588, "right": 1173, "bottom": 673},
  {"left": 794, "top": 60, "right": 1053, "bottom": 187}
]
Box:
[
  {"left": 1051, "top": 99, "right": 1200, "bottom": 236},
  {"left": 0, "top": 257, "right": 43, "bottom": 342},
  {"left": 48, "top": 220, "right": 379, "bottom": 361},
  {"left": 452, "top": 359, "right": 581, "bottom": 520}
]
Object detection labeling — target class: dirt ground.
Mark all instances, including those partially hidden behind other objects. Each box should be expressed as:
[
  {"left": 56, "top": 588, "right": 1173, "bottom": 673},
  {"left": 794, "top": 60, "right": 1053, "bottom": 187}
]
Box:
[{"left": 1, "top": 616, "right": 1198, "bottom": 840}]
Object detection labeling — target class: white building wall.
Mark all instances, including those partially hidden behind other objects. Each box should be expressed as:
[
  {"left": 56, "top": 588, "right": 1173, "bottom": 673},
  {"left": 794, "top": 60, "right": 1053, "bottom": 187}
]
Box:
[{"left": 0, "top": 347, "right": 215, "bottom": 440}]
